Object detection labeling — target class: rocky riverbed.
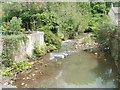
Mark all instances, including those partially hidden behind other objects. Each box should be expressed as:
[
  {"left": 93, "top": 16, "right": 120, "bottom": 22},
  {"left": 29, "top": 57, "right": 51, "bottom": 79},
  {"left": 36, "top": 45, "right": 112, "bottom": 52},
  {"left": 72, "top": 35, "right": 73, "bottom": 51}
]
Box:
[
  {"left": 1, "top": 33, "right": 118, "bottom": 88},
  {"left": 1, "top": 34, "right": 98, "bottom": 88},
  {"left": 1, "top": 54, "right": 54, "bottom": 88},
  {"left": 74, "top": 34, "right": 99, "bottom": 53}
]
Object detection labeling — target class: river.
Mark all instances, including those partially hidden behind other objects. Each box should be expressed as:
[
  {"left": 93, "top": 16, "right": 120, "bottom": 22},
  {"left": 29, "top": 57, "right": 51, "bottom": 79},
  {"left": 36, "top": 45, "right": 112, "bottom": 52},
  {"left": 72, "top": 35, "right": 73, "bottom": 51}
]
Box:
[{"left": 9, "top": 37, "right": 118, "bottom": 88}]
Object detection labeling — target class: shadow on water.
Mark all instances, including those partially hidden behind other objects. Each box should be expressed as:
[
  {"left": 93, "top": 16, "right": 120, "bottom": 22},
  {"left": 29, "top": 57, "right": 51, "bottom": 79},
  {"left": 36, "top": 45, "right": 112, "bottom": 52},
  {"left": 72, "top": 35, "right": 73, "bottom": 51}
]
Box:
[{"left": 91, "top": 52, "right": 118, "bottom": 87}]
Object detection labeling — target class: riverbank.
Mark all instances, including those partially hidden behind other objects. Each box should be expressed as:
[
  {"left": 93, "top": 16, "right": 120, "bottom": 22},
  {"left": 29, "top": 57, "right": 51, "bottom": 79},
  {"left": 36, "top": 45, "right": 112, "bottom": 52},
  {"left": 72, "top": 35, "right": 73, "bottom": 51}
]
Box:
[
  {"left": 2, "top": 54, "right": 54, "bottom": 88},
  {"left": 1, "top": 34, "right": 91, "bottom": 88},
  {"left": 75, "top": 33, "right": 120, "bottom": 85},
  {"left": 74, "top": 33, "right": 99, "bottom": 53},
  {"left": 1, "top": 33, "right": 119, "bottom": 88}
]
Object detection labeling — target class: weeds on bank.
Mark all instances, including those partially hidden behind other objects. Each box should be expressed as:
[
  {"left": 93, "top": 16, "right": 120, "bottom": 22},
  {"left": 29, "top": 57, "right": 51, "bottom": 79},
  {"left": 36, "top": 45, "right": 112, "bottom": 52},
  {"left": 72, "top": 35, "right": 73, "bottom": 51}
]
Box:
[{"left": 0, "top": 60, "right": 34, "bottom": 76}]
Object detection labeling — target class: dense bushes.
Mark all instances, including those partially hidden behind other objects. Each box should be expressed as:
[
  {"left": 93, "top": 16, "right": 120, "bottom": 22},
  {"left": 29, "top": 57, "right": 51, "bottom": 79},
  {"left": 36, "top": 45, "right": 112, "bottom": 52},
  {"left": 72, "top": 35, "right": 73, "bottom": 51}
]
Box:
[
  {"left": 31, "top": 11, "right": 62, "bottom": 49},
  {"left": 88, "top": 2, "right": 111, "bottom": 32},
  {"left": 33, "top": 44, "right": 46, "bottom": 57},
  {"left": 2, "top": 17, "right": 24, "bottom": 35},
  {"left": 40, "top": 25, "right": 62, "bottom": 49},
  {"left": 44, "top": 30, "right": 61, "bottom": 49},
  {"left": 95, "top": 16, "right": 116, "bottom": 51},
  {"left": 1, "top": 2, "right": 95, "bottom": 38}
]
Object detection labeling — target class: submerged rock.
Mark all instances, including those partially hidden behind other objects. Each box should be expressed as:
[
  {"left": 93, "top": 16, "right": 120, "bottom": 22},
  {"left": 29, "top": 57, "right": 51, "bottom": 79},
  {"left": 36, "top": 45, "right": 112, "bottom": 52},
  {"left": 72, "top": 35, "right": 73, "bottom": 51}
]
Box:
[
  {"left": 21, "top": 82, "right": 25, "bottom": 86},
  {"left": 94, "top": 52, "right": 98, "bottom": 55},
  {"left": 32, "top": 74, "right": 35, "bottom": 76}
]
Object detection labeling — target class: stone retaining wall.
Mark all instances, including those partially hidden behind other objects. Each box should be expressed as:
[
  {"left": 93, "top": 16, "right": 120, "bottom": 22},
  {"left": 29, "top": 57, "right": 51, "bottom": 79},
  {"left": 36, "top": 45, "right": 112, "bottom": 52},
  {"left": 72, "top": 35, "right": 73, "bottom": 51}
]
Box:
[{"left": 0, "top": 31, "right": 44, "bottom": 61}]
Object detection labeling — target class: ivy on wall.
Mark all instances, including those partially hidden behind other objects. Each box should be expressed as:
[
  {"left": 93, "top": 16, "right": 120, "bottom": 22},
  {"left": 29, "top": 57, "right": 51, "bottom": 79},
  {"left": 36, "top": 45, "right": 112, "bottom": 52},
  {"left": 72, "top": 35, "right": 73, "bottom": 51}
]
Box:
[{"left": 1, "top": 35, "right": 27, "bottom": 67}]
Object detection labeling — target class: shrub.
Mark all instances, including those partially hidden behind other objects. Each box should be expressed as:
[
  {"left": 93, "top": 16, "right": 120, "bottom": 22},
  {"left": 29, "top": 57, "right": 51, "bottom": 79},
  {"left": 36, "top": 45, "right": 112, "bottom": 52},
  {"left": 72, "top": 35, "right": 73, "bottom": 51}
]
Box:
[
  {"left": 0, "top": 60, "right": 34, "bottom": 76},
  {"left": 46, "top": 44, "right": 57, "bottom": 52},
  {"left": 2, "top": 17, "right": 24, "bottom": 35},
  {"left": 33, "top": 44, "right": 46, "bottom": 57},
  {"left": 57, "top": 30, "right": 64, "bottom": 39},
  {"left": 0, "top": 26, "right": 6, "bottom": 33},
  {"left": 33, "top": 43, "right": 57, "bottom": 57},
  {"left": 12, "top": 60, "right": 34, "bottom": 71},
  {"left": 0, "top": 67, "right": 13, "bottom": 76},
  {"left": 2, "top": 60, "right": 14, "bottom": 67},
  {"left": 40, "top": 25, "right": 62, "bottom": 49},
  {"left": 95, "top": 20, "right": 116, "bottom": 50}
]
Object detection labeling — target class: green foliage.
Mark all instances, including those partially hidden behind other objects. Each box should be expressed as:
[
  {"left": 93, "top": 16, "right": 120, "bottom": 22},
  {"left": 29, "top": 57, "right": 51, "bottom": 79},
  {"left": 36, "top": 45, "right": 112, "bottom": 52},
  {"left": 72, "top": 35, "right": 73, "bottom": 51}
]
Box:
[
  {"left": 40, "top": 25, "right": 62, "bottom": 49},
  {"left": 33, "top": 44, "right": 46, "bottom": 57},
  {"left": 1, "top": 2, "right": 111, "bottom": 35},
  {"left": 8, "top": 17, "right": 22, "bottom": 32},
  {"left": 2, "top": 60, "right": 14, "bottom": 67},
  {"left": 0, "top": 67, "right": 13, "bottom": 76},
  {"left": 33, "top": 43, "right": 57, "bottom": 57},
  {"left": 2, "top": 2, "right": 45, "bottom": 30},
  {"left": 88, "top": 2, "right": 110, "bottom": 32},
  {"left": 113, "top": 2, "right": 120, "bottom": 7},
  {"left": 47, "top": 2, "right": 92, "bottom": 37},
  {"left": 2, "top": 3, "right": 22, "bottom": 22},
  {"left": 57, "top": 30, "right": 64, "bottom": 39},
  {"left": 0, "top": 26, "right": 5, "bottom": 32},
  {"left": 0, "top": 60, "right": 34, "bottom": 76},
  {"left": 95, "top": 17, "right": 116, "bottom": 50},
  {"left": 2, "top": 17, "right": 24, "bottom": 35},
  {"left": 46, "top": 44, "right": 57, "bottom": 52},
  {"left": 1, "top": 35, "right": 27, "bottom": 67},
  {"left": 12, "top": 60, "right": 34, "bottom": 71},
  {"left": 31, "top": 11, "right": 59, "bottom": 33},
  {"left": 90, "top": 2, "right": 106, "bottom": 14}
]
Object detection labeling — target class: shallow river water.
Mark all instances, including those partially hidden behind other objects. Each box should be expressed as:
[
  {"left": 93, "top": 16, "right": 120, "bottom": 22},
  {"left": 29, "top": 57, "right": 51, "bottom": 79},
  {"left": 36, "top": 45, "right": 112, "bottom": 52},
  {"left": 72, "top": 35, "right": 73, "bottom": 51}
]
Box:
[
  {"left": 10, "top": 37, "right": 118, "bottom": 88},
  {"left": 30, "top": 39, "right": 118, "bottom": 88}
]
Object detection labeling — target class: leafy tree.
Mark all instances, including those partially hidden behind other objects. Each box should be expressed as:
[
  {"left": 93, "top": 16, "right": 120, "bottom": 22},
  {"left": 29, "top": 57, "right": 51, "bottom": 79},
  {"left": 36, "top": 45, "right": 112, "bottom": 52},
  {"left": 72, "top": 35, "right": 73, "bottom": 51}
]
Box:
[
  {"left": 46, "top": 2, "right": 92, "bottom": 37},
  {"left": 2, "top": 2, "right": 45, "bottom": 30},
  {"left": 40, "top": 25, "right": 61, "bottom": 49},
  {"left": 88, "top": 2, "right": 110, "bottom": 32},
  {"left": 2, "top": 3, "right": 22, "bottom": 22},
  {"left": 3, "top": 17, "right": 23, "bottom": 35}
]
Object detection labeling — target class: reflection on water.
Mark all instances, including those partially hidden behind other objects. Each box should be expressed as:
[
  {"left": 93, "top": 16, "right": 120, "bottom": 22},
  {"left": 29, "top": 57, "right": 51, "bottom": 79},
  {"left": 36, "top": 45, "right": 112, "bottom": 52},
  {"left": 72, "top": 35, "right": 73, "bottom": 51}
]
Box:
[
  {"left": 60, "top": 52, "right": 98, "bottom": 85},
  {"left": 10, "top": 39, "right": 118, "bottom": 88},
  {"left": 39, "top": 40, "right": 118, "bottom": 88}
]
